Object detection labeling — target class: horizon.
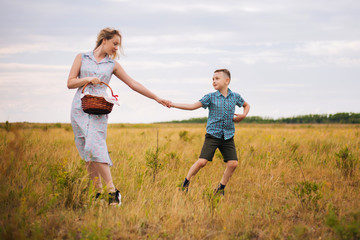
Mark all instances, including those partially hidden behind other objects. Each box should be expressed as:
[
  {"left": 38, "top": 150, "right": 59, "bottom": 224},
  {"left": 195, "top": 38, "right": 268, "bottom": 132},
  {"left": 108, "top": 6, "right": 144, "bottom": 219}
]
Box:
[{"left": 2, "top": 111, "right": 359, "bottom": 124}]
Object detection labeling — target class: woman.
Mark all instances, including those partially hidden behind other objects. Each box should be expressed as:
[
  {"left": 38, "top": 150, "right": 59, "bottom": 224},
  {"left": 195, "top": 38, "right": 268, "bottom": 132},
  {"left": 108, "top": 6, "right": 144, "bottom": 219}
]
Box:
[{"left": 67, "top": 28, "right": 170, "bottom": 206}]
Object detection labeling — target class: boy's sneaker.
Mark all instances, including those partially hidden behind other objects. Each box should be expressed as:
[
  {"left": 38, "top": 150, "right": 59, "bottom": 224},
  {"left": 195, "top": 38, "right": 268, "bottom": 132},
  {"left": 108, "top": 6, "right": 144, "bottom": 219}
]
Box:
[
  {"left": 181, "top": 185, "right": 189, "bottom": 193},
  {"left": 109, "top": 189, "right": 121, "bottom": 206},
  {"left": 214, "top": 188, "right": 225, "bottom": 196},
  {"left": 181, "top": 179, "right": 190, "bottom": 193},
  {"left": 214, "top": 184, "right": 225, "bottom": 196}
]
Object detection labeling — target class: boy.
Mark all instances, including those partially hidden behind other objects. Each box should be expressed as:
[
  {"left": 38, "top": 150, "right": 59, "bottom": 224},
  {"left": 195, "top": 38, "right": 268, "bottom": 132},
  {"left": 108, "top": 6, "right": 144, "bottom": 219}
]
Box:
[{"left": 170, "top": 69, "right": 250, "bottom": 195}]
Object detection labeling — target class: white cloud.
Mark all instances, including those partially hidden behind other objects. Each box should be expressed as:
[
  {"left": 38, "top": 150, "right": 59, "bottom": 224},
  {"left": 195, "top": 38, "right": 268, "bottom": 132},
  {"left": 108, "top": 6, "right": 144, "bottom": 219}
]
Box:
[
  {"left": 125, "top": 32, "right": 236, "bottom": 46},
  {"left": 237, "top": 51, "right": 287, "bottom": 64},
  {"left": 0, "top": 35, "right": 93, "bottom": 56},
  {"left": 127, "top": 1, "right": 265, "bottom": 14},
  {"left": 120, "top": 60, "right": 207, "bottom": 70},
  {"left": 295, "top": 41, "right": 360, "bottom": 56},
  {"left": 328, "top": 57, "right": 360, "bottom": 67},
  {"left": 0, "top": 63, "right": 69, "bottom": 71}
]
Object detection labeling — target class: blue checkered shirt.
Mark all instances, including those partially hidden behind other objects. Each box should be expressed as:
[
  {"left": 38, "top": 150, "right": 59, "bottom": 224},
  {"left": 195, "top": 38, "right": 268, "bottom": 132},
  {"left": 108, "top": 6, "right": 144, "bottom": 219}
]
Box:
[{"left": 199, "top": 89, "right": 244, "bottom": 140}]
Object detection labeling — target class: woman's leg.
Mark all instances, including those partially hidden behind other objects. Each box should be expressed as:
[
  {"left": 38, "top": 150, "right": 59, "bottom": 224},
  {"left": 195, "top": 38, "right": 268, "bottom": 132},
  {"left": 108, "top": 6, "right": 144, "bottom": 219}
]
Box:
[
  {"left": 93, "top": 162, "right": 116, "bottom": 193},
  {"left": 90, "top": 162, "right": 120, "bottom": 206},
  {"left": 86, "top": 161, "right": 103, "bottom": 192}
]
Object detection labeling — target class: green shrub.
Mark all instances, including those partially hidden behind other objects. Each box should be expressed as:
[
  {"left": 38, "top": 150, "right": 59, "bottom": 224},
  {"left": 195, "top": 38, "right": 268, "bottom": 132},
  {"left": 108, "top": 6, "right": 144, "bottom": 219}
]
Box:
[
  {"left": 5, "top": 121, "right": 11, "bottom": 132},
  {"left": 145, "top": 148, "right": 162, "bottom": 182},
  {"left": 203, "top": 187, "right": 222, "bottom": 216},
  {"left": 179, "top": 130, "right": 193, "bottom": 142},
  {"left": 335, "top": 146, "right": 357, "bottom": 177},
  {"left": 326, "top": 209, "right": 360, "bottom": 240},
  {"left": 292, "top": 180, "right": 323, "bottom": 210}
]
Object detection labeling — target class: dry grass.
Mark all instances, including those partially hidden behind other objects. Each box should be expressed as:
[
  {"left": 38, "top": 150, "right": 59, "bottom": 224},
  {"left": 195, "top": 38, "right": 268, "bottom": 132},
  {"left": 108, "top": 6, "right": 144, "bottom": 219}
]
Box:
[{"left": 0, "top": 123, "right": 359, "bottom": 239}]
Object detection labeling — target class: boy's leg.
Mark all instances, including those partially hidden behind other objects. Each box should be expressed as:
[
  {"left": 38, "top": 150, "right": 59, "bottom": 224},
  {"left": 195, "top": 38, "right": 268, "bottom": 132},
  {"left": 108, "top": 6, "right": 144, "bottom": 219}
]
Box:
[
  {"left": 182, "top": 133, "right": 218, "bottom": 191},
  {"left": 187, "top": 133, "right": 220, "bottom": 181},
  {"left": 220, "top": 160, "right": 238, "bottom": 185},
  {"left": 215, "top": 136, "right": 238, "bottom": 195},
  {"left": 186, "top": 158, "right": 208, "bottom": 180},
  {"left": 181, "top": 158, "right": 208, "bottom": 191},
  {"left": 214, "top": 160, "right": 238, "bottom": 196}
]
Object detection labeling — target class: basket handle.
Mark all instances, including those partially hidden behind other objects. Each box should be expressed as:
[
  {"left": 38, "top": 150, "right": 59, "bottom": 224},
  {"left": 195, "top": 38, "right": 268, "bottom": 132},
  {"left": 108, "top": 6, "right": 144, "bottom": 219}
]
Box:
[{"left": 81, "top": 82, "right": 118, "bottom": 100}]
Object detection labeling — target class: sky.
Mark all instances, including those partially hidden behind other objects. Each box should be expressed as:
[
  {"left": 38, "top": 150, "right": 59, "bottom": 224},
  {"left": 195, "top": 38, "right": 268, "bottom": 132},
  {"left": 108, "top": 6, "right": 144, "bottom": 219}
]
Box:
[{"left": 0, "top": 0, "right": 359, "bottom": 123}]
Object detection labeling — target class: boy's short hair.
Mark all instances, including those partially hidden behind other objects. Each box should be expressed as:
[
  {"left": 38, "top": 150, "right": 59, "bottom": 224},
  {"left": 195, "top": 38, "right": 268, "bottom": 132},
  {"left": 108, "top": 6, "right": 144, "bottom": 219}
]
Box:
[{"left": 214, "top": 69, "right": 231, "bottom": 79}]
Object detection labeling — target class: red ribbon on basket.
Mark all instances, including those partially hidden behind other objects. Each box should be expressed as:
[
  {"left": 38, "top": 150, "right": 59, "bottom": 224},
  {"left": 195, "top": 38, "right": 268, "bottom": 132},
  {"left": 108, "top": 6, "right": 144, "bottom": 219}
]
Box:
[{"left": 112, "top": 94, "right": 118, "bottom": 101}]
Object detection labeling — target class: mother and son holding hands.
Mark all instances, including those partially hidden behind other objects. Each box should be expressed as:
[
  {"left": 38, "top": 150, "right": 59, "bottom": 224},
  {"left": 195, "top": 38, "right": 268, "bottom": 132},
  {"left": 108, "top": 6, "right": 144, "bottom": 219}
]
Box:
[{"left": 67, "top": 28, "right": 250, "bottom": 206}]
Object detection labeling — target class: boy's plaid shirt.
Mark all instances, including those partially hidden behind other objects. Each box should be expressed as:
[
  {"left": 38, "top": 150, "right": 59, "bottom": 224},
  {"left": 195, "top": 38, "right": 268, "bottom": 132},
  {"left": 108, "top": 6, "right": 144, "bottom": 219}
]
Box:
[{"left": 199, "top": 89, "right": 244, "bottom": 140}]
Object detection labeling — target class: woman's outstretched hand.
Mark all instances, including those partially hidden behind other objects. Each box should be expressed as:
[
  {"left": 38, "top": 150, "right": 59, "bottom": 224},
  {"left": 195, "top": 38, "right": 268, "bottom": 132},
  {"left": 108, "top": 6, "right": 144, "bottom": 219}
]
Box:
[{"left": 155, "top": 97, "right": 171, "bottom": 108}]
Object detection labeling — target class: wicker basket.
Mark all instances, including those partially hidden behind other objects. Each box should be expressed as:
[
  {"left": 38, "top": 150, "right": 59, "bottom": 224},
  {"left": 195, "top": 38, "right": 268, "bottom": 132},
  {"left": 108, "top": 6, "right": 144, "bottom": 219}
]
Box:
[{"left": 81, "top": 82, "right": 116, "bottom": 115}]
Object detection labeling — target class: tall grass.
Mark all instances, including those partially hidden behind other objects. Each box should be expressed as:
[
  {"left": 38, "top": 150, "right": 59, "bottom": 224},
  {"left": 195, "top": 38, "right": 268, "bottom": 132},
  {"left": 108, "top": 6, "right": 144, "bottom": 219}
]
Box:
[{"left": 0, "top": 123, "right": 359, "bottom": 239}]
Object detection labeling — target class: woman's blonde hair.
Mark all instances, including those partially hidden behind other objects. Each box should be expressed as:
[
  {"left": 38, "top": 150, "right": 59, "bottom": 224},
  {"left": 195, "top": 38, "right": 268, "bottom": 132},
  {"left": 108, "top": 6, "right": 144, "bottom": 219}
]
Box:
[{"left": 94, "top": 28, "right": 123, "bottom": 59}]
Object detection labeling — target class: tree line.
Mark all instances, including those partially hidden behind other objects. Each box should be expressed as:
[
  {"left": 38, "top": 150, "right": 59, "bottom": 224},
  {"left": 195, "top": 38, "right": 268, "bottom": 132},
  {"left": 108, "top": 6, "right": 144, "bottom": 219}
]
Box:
[{"left": 166, "top": 112, "right": 360, "bottom": 124}]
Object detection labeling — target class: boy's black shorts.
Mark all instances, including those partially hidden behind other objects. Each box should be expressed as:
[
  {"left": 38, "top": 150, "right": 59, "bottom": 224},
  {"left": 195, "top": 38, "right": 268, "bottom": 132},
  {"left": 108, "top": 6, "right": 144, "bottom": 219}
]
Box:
[{"left": 199, "top": 133, "right": 238, "bottom": 162}]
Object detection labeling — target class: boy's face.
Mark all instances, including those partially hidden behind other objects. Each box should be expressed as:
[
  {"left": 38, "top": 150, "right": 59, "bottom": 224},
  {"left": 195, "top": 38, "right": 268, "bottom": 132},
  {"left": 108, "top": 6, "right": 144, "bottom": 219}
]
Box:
[{"left": 212, "top": 72, "right": 229, "bottom": 91}]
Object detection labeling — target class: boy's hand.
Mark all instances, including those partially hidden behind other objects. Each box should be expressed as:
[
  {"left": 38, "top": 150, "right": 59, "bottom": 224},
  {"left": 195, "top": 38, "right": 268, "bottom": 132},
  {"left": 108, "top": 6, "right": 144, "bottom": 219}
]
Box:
[
  {"left": 170, "top": 102, "right": 179, "bottom": 108},
  {"left": 233, "top": 113, "right": 246, "bottom": 122},
  {"left": 155, "top": 97, "right": 171, "bottom": 108}
]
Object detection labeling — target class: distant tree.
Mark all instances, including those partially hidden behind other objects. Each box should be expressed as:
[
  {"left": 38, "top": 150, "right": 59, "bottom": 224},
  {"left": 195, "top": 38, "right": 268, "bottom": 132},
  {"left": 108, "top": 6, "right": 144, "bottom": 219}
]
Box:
[{"left": 161, "top": 112, "right": 360, "bottom": 124}]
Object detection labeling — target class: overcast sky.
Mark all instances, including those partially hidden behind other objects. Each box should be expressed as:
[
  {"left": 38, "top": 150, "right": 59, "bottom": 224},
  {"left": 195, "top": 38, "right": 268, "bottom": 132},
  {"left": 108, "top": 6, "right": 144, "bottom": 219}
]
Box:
[{"left": 0, "top": 0, "right": 359, "bottom": 123}]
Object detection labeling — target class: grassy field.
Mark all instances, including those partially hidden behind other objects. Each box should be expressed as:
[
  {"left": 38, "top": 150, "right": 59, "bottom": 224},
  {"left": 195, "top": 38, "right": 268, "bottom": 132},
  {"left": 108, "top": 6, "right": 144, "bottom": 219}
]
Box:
[{"left": 0, "top": 123, "right": 359, "bottom": 239}]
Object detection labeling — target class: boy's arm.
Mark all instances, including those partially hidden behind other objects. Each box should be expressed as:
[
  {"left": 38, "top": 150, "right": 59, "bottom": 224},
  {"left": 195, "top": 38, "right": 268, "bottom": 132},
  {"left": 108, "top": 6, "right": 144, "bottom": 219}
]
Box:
[
  {"left": 171, "top": 101, "right": 203, "bottom": 110},
  {"left": 233, "top": 101, "right": 250, "bottom": 122}
]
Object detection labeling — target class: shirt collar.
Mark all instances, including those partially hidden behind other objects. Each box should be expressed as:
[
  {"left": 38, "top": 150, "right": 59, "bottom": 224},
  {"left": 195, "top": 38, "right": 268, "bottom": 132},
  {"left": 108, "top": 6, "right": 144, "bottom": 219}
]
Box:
[
  {"left": 215, "top": 88, "right": 233, "bottom": 98},
  {"left": 84, "top": 51, "right": 114, "bottom": 64}
]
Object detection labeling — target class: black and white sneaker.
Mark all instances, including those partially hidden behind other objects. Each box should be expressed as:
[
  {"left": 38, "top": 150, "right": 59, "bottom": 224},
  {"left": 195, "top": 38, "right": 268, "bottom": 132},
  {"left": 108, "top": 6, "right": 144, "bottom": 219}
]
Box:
[
  {"left": 109, "top": 189, "right": 121, "bottom": 206},
  {"left": 95, "top": 192, "right": 101, "bottom": 200}
]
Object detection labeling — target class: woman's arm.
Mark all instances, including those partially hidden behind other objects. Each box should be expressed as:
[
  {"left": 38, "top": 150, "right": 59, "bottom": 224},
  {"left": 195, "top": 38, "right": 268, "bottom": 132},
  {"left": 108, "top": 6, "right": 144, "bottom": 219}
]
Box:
[
  {"left": 233, "top": 101, "right": 250, "bottom": 122},
  {"left": 171, "top": 101, "right": 203, "bottom": 110},
  {"left": 67, "top": 53, "right": 101, "bottom": 89},
  {"left": 113, "top": 62, "right": 170, "bottom": 107}
]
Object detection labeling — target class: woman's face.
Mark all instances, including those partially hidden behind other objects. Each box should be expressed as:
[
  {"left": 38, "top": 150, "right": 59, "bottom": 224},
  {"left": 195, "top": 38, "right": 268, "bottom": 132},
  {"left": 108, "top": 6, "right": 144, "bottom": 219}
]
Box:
[{"left": 104, "top": 35, "right": 121, "bottom": 56}]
